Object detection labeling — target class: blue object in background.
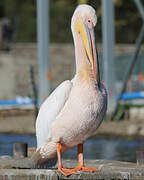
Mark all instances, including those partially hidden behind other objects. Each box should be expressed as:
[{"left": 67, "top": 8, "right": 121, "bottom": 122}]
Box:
[
  {"left": 0, "top": 96, "right": 39, "bottom": 107},
  {"left": 0, "top": 91, "right": 144, "bottom": 107},
  {"left": 116, "top": 91, "right": 144, "bottom": 100}
]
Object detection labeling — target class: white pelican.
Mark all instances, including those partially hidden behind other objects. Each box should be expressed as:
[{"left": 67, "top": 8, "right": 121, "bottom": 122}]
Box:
[{"left": 33, "top": 4, "right": 107, "bottom": 176}]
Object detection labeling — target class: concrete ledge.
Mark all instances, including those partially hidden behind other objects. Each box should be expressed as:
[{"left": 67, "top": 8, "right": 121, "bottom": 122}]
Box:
[
  {"left": 2, "top": 115, "right": 144, "bottom": 137},
  {"left": 0, "top": 157, "right": 144, "bottom": 179},
  {"left": 0, "top": 169, "right": 58, "bottom": 180}
]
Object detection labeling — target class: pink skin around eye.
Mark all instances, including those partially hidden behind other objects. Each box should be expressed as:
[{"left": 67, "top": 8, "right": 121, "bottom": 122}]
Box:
[{"left": 86, "top": 19, "right": 94, "bottom": 29}]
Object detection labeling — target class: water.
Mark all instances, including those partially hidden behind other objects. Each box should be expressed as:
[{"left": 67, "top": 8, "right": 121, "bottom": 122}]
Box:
[
  {"left": 0, "top": 134, "right": 144, "bottom": 163},
  {"left": 0, "top": 134, "right": 36, "bottom": 156}
]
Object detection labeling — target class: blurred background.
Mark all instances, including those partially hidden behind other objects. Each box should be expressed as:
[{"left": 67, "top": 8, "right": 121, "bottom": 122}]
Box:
[
  {"left": 0, "top": 0, "right": 142, "bottom": 43},
  {"left": 0, "top": 0, "right": 143, "bottom": 99},
  {"left": 0, "top": 0, "right": 144, "bottom": 163}
]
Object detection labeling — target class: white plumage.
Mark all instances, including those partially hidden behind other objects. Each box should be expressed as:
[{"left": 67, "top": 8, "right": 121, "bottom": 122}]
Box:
[{"left": 36, "top": 80, "right": 72, "bottom": 149}]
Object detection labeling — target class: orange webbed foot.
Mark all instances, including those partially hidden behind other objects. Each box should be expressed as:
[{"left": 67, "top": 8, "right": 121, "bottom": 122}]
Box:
[
  {"left": 58, "top": 167, "right": 78, "bottom": 176},
  {"left": 80, "top": 166, "right": 99, "bottom": 172},
  {"left": 74, "top": 166, "right": 99, "bottom": 173}
]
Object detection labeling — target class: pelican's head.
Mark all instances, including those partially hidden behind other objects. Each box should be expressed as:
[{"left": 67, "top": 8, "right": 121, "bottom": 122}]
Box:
[{"left": 71, "top": 5, "right": 100, "bottom": 83}]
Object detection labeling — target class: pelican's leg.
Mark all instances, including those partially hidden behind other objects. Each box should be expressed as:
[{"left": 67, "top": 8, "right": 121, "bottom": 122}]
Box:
[
  {"left": 56, "top": 142, "right": 77, "bottom": 176},
  {"left": 74, "top": 143, "right": 99, "bottom": 172}
]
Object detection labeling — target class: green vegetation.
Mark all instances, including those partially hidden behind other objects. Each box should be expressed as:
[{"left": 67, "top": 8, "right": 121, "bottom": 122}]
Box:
[{"left": 0, "top": 0, "right": 142, "bottom": 43}]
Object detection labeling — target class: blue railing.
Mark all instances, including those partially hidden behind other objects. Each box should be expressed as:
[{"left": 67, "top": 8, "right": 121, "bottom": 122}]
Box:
[
  {"left": 116, "top": 91, "right": 144, "bottom": 100},
  {"left": 0, "top": 97, "right": 34, "bottom": 106},
  {"left": 0, "top": 91, "right": 144, "bottom": 107}
]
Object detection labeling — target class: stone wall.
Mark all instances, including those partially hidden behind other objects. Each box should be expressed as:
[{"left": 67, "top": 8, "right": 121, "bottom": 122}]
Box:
[
  {"left": 0, "top": 53, "right": 15, "bottom": 99},
  {"left": 0, "top": 43, "right": 76, "bottom": 99}
]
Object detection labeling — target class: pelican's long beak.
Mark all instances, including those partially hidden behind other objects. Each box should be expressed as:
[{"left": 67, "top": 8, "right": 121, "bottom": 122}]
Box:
[{"left": 79, "top": 22, "right": 100, "bottom": 84}]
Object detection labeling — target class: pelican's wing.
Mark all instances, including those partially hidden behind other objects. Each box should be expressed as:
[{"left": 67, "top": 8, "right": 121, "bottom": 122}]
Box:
[{"left": 36, "top": 80, "right": 72, "bottom": 149}]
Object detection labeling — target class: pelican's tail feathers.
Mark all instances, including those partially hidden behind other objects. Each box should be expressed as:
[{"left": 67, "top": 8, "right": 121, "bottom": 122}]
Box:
[{"left": 31, "top": 141, "right": 57, "bottom": 169}]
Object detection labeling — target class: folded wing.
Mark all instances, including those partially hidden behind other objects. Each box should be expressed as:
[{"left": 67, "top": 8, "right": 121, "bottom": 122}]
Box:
[{"left": 36, "top": 80, "right": 73, "bottom": 149}]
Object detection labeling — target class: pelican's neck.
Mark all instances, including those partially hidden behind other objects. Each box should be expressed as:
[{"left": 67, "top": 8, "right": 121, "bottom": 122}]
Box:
[
  {"left": 72, "top": 29, "right": 90, "bottom": 74},
  {"left": 72, "top": 27, "right": 100, "bottom": 85}
]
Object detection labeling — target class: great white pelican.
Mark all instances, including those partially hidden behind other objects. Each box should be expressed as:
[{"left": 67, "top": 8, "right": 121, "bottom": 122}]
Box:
[{"left": 33, "top": 4, "right": 107, "bottom": 176}]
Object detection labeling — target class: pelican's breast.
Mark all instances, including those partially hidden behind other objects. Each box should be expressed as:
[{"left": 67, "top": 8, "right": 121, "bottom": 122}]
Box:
[{"left": 51, "top": 80, "right": 107, "bottom": 146}]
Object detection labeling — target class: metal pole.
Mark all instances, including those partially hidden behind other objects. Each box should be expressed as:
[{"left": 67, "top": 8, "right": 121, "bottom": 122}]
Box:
[
  {"left": 134, "top": 0, "right": 144, "bottom": 21},
  {"left": 37, "top": 0, "right": 50, "bottom": 105},
  {"left": 102, "top": 0, "right": 116, "bottom": 114}
]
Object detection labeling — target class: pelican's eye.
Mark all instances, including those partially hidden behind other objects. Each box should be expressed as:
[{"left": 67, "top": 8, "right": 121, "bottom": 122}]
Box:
[{"left": 87, "top": 19, "right": 93, "bottom": 29}]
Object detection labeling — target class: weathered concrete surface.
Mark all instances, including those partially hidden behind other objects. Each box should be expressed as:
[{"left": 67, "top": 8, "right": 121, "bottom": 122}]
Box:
[
  {"left": 0, "top": 169, "right": 58, "bottom": 180},
  {"left": 0, "top": 157, "right": 144, "bottom": 180}
]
